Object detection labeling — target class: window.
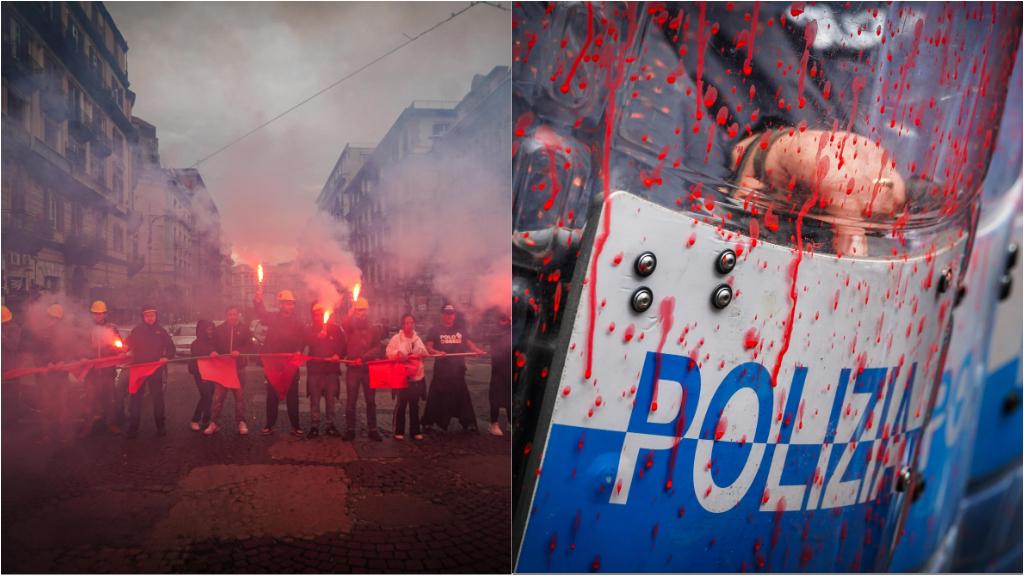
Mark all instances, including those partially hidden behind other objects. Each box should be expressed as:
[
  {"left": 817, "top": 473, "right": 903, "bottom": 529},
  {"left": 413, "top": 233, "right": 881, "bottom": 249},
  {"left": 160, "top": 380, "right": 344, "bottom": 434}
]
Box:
[
  {"left": 44, "top": 115, "right": 60, "bottom": 150},
  {"left": 46, "top": 192, "right": 57, "bottom": 229},
  {"left": 55, "top": 197, "right": 65, "bottom": 232},
  {"left": 113, "top": 225, "right": 124, "bottom": 253},
  {"left": 432, "top": 122, "right": 449, "bottom": 136},
  {"left": 9, "top": 19, "right": 22, "bottom": 60},
  {"left": 44, "top": 276, "right": 60, "bottom": 292},
  {"left": 72, "top": 204, "right": 83, "bottom": 234},
  {"left": 5, "top": 92, "right": 28, "bottom": 125},
  {"left": 70, "top": 24, "right": 81, "bottom": 51}
]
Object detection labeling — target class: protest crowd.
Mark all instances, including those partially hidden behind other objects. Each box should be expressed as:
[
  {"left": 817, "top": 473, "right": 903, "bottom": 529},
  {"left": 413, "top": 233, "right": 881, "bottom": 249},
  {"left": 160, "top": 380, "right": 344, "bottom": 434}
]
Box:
[{"left": 0, "top": 288, "right": 512, "bottom": 443}]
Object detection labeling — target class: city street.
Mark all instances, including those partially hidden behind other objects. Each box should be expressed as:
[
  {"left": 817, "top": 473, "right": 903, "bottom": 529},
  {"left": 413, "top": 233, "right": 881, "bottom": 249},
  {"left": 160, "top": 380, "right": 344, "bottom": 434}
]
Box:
[{"left": 1, "top": 359, "right": 511, "bottom": 573}]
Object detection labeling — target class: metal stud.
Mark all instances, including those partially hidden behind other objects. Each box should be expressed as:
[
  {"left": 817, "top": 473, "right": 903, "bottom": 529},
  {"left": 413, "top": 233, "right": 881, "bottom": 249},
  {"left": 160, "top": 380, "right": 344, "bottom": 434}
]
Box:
[
  {"left": 634, "top": 252, "right": 657, "bottom": 277},
  {"left": 896, "top": 467, "right": 913, "bottom": 492},
  {"left": 711, "top": 284, "right": 732, "bottom": 310},
  {"left": 937, "top": 268, "right": 953, "bottom": 294},
  {"left": 954, "top": 284, "right": 967, "bottom": 307},
  {"left": 631, "top": 287, "right": 654, "bottom": 313},
  {"left": 999, "top": 274, "right": 1013, "bottom": 301},
  {"left": 1007, "top": 242, "right": 1019, "bottom": 272},
  {"left": 715, "top": 249, "right": 737, "bottom": 274}
]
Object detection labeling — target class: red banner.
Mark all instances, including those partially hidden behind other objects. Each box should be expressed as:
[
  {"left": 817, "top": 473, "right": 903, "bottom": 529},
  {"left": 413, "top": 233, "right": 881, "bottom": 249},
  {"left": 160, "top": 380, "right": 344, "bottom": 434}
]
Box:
[
  {"left": 261, "top": 353, "right": 307, "bottom": 398},
  {"left": 197, "top": 356, "right": 241, "bottom": 389},
  {"left": 369, "top": 361, "right": 409, "bottom": 389},
  {"left": 128, "top": 360, "right": 166, "bottom": 394}
]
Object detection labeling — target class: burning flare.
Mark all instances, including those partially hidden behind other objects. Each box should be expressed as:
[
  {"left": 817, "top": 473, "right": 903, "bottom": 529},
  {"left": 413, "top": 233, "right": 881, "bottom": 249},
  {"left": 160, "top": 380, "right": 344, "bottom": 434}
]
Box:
[
  {"left": 352, "top": 282, "right": 361, "bottom": 302},
  {"left": 323, "top": 309, "right": 331, "bottom": 325},
  {"left": 114, "top": 339, "right": 124, "bottom": 349},
  {"left": 257, "top": 263, "right": 264, "bottom": 284}
]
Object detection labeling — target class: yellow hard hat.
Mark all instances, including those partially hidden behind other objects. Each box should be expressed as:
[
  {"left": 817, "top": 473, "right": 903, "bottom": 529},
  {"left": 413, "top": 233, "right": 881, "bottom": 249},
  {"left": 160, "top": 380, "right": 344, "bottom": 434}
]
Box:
[
  {"left": 90, "top": 300, "right": 108, "bottom": 313},
  {"left": 311, "top": 301, "right": 325, "bottom": 312},
  {"left": 354, "top": 297, "right": 369, "bottom": 310},
  {"left": 1, "top": 305, "right": 11, "bottom": 324},
  {"left": 47, "top": 304, "right": 64, "bottom": 319},
  {"left": 277, "top": 289, "right": 296, "bottom": 302}
]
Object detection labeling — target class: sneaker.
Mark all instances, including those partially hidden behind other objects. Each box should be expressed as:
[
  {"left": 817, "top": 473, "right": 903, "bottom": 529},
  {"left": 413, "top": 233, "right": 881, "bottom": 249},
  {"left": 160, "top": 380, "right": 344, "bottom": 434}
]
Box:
[
  {"left": 190, "top": 421, "right": 202, "bottom": 432},
  {"left": 413, "top": 434, "right": 424, "bottom": 441},
  {"left": 238, "top": 421, "right": 249, "bottom": 435},
  {"left": 394, "top": 434, "right": 405, "bottom": 440},
  {"left": 368, "top": 430, "right": 383, "bottom": 442},
  {"left": 488, "top": 422, "right": 504, "bottom": 437},
  {"left": 342, "top": 430, "right": 355, "bottom": 441},
  {"left": 291, "top": 428, "right": 305, "bottom": 438},
  {"left": 261, "top": 426, "right": 274, "bottom": 435},
  {"left": 204, "top": 422, "right": 220, "bottom": 436},
  {"left": 325, "top": 423, "right": 340, "bottom": 437},
  {"left": 307, "top": 426, "right": 320, "bottom": 439}
]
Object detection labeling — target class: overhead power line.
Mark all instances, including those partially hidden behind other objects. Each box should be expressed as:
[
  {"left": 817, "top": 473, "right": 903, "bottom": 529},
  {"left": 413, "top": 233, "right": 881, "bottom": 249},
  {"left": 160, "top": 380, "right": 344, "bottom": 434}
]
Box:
[{"left": 189, "top": 1, "right": 498, "bottom": 168}]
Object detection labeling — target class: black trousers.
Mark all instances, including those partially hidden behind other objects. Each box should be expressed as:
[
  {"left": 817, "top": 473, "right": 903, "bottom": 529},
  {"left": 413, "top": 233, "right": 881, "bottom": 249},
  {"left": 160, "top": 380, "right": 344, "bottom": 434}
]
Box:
[
  {"left": 191, "top": 375, "right": 214, "bottom": 425},
  {"left": 265, "top": 372, "right": 300, "bottom": 429},
  {"left": 394, "top": 379, "right": 423, "bottom": 436},
  {"left": 345, "top": 369, "right": 377, "bottom": 432},
  {"left": 128, "top": 372, "right": 165, "bottom": 434}
]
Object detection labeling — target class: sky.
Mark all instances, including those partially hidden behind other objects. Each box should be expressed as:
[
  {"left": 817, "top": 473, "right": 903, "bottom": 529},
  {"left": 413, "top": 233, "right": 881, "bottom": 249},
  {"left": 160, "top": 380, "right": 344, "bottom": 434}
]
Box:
[{"left": 106, "top": 1, "right": 510, "bottom": 264}]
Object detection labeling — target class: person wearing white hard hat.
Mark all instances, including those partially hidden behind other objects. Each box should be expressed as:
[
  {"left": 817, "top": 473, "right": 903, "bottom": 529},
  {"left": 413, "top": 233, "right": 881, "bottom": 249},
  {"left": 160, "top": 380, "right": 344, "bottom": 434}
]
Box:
[{"left": 253, "top": 287, "right": 306, "bottom": 436}]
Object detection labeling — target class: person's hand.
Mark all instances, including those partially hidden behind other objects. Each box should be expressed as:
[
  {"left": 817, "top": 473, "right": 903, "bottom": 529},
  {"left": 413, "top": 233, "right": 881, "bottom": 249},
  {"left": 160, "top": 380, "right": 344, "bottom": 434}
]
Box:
[
  {"left": 329, "top": 354, "right": 340, "bottom": 362},
  {"left": 732, "top": 129, "right": 907, "bottom": 256},
  {"left": 351, "top": 358, "right": 363, "bottom": 366},
  {"left": 435, "top": 351, "right": 447, "bottom": 356},
  {"left": 398, "top": 352, "right": 408, "bottom": 360},
  {"left": 210, "top": 351, "right": 219, "bottom": 358},
  {"left": 231, "top": 350, "right": 240, "bottom": 357},
  {"left": 254, "top": 288, "right": 264, "bottom": 304},
  {"left": 159, "top": 357, "right": 168, "bottom": 363}
]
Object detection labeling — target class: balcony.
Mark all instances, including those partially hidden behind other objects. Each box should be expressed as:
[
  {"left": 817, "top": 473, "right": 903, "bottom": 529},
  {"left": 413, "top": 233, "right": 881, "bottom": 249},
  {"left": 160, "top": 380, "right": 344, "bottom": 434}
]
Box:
[
  {"left": 39, "top": 76, "right": 69, "bottom": 120},
  {"left": 68, "top": 107, "right": 96, "bottom": 142},
  {"left": 3, "top": 41, "right": 44, "bottom": 98},
  {"left": 91, "top": 130, "right": 113, "bottom": 158},
  {"left": 62, "top": 232, "right": 106, "bottom": 266},
  {"left": 1, "top": 209, "right": 54, "bottom": 255}
]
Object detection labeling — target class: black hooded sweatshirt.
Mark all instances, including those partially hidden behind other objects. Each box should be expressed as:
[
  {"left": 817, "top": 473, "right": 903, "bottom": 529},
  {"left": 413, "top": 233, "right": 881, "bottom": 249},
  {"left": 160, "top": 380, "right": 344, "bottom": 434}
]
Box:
[{"left": 127, "top": 312, "right": 176, "bottom": 364}]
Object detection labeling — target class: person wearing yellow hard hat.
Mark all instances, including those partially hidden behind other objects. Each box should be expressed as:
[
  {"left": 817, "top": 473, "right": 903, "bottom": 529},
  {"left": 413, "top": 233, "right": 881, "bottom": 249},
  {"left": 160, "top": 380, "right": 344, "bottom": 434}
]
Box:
[
  {"left": 253, "top": 286, "right": 305, "bottom": 436},
  {"left": 1, "top": 304, "right": 12, "bottom": 324},
  {"left": 85, "top": 301, "right": 123, "bottom": 436},
  {"left": 342, "top": 295, "right": 384, "bottom": 441},
  {"left": 30, "top": 302, "right": 74, "bottom": 442},
  {"left": 1, "top": 304, "right": 23, "bottom": 390}
]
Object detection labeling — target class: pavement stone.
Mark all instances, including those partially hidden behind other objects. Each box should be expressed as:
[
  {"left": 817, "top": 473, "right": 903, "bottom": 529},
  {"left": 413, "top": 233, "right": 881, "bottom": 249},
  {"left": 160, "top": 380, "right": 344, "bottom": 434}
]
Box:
[{"left": 2, "top": 361, "right": 510, "bottom": 573}]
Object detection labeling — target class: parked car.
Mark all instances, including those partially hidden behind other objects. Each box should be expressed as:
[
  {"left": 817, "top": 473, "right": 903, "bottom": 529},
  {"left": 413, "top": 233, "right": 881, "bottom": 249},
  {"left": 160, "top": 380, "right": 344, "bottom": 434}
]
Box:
[{"left": 169, "top": 323, "right": 196, "bottom": 357}]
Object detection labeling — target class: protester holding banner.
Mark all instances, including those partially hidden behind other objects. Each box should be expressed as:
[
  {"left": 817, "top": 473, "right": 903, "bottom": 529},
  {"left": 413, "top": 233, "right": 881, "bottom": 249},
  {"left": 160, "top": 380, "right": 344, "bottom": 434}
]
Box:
[
  {"left": 305, "top": 303, "right": 347, "bottom": 439},
  {"left": 1, "top": 305, "right": 25, "bottom": 429},
  {"left": 84, "top": 301, "right": 122, "bottom": 436},
  {"left": 342, "top": 297, "right": 383, "bottom": 442},
  {"left": 25, "top": 304, "right": 80, "bottom": 442},
  {"left": 207, "top": 305, "right": 253, "bottom": 435},
  {"left": 487, "top": 312, "right": 512, "bottom": 437},
  {"left": 422, "top": 304, "right": 485, "bottom": 434},
  {"left": 187, "top": 320, "right": 217, "bottom": 432},
  {"left": 385, "top": 313, "right": 428, "bottom": 441},
  {"left": 253, "top": 288, "right": 306, "bottom": 437},
  {"left": 124, "top": 304, "right": 175, "bottom": 439}
]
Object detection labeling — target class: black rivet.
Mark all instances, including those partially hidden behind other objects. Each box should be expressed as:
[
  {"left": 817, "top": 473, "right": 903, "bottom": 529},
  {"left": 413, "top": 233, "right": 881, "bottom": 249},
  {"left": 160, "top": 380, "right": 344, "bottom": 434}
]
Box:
[
  {"left": 634, "top": 252, "right": 657, "bottom": 277},
  {"left": 711, "top": 284, "right": 732, "bottom": 309},
  {"left": 1003, "top": 390, "right": 1021, "bottom": 415},
  {"left": 1007, "top": 242, "right": 1019, "bottom": 272},
  {"left": 896, "top": 467, "right": 913, "bottom": 492},
  {"left": 999, "top": 274, "right": 1012, "bottom": 301},
  {"left": 631, "top": 287, "right": 654, "bottom": 313},
  {"left": 937, "top": 268, "right": 953, "bottom": 294},
  {"left": 716, "top": 249, "right": 737, "bottom": 274}
]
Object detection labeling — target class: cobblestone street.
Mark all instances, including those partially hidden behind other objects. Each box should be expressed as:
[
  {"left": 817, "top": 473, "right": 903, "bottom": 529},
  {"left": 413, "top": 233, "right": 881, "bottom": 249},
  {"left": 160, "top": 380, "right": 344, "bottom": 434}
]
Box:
[{"left": 1, "top": 360, "right": 511, "bottom": 573}]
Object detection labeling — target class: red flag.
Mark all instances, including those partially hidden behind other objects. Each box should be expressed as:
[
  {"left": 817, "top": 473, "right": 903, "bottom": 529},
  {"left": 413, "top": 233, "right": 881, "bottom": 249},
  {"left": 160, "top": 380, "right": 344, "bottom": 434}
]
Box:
[
  {"left": 198, "top": 356, "right": 241, "bottom": 389},
  {"left": 260, "top": 353, "right": 307, "bottom": 398},
  {"left": 128, "top": 361, "right": 165, "bottom": 394},
  {"left": 369, "top": 360, "right": 409, "bottom": 389},
  {"left": 69, "top": 356, "right": 124, "bottom": 383}
]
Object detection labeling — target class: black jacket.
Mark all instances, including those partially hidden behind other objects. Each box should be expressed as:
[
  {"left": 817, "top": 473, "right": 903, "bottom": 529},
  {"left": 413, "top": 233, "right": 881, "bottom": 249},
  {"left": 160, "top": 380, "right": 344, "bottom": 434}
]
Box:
[
  {"left": 254, "top": 300, "right": 305, "bottom": 353},
  {"left": 305, "top": 323, "right": 347, "bottom": 375},
  {"left": 214, "top": 321, "right": 254, "bottom": 367},
  {"left": 127, "top": 322, "right": 175, "bottom": 364}
]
